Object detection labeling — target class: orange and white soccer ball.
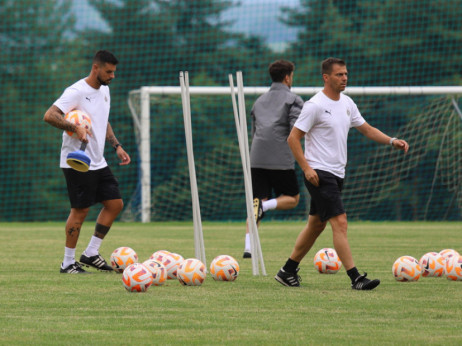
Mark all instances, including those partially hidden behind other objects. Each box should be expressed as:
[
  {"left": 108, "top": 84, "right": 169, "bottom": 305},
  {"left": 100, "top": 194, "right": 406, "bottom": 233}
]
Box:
[
  {"left": 444, "top": 254, "right": 462, "bottom": 281},
  {"left": 439, "top": 249, "right": 460, "bottom": 262},
  {"left": 313, "top": 248, "right": 342, "bottom": 274},
  {"left": 177, "top": 258, "right": 206, "bottom": 286},
  {"left": 392, "top": 255, "right": 421, "bottom": 281},
  {"left": 158, "top": 252, "right": 184, "bottom": 279},
  {"left": 122, "top": 263, "right": 153, "bottom": 292},
  {"left": 64, "top": 109, "right": 92, "bottom": 138},
  {"left": 419, "top": 252, "right": 445, "bottom": 277},
  {"left": 142, "top": 259, "right": 167, "bottom": 286},
  {"left": 110, "top": 247, "right": 138, "bottom": 273},
  {"left": 209, "top": 255, "right": 240, "bottom": 281},
  {"left": 149, "top": 250, "right": 171, "bottom": 263}
]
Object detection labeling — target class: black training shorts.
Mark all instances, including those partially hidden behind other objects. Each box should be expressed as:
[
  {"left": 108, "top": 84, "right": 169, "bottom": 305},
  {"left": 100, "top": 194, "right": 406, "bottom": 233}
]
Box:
[
  {"left": 62, "top": 166, "right": 122, "bottom": 208},
  {"left": 304, "top": 169, "right": 345, "bottom": 222},
  {"left": 251, "top": 168, "right": 299, "bottom": 200}
]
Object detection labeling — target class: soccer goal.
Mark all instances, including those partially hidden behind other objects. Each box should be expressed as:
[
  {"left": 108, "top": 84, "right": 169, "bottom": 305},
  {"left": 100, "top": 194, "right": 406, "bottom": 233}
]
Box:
[{"left": 125, "top": 85, "right": 462, "bottom": 224}]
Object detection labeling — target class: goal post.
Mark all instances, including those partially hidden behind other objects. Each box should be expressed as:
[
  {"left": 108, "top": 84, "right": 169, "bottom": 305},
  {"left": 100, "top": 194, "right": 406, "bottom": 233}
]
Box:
[{"left": 127, "top": 86, "right": 462, "bottom": 224}]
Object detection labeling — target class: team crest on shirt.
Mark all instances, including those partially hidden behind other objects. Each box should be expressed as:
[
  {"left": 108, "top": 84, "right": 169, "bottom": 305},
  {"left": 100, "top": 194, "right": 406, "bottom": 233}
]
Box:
[
  {"left": 105, "top": 96, "right": 108, "bottom": 102},
  {"left": 347, "top": 109, "right": 351, "bottom": 117}
]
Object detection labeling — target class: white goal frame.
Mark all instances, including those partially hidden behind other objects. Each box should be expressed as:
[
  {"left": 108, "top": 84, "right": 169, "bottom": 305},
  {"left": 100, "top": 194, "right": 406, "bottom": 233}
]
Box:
[{"left": 128, "top": 86, "right": 462, "bottom": 223}]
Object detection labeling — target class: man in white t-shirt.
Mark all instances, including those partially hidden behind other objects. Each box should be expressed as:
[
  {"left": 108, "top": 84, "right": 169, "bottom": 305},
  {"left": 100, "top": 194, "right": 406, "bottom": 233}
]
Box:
[
  {"left": 275, "top": 57, "right": 409, "bottom": 290},
  {"left": 43, "top": 50, "right": 131, "bottom": 274}
]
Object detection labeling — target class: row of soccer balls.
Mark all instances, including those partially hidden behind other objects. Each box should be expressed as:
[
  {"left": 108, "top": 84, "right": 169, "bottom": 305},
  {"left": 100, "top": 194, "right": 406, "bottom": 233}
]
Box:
[
  {"left": 110, "top": 247, "right": 239, "bottom": 292},
  {"left": 314, "top": 247, "right": 462, "bottom": 281}
]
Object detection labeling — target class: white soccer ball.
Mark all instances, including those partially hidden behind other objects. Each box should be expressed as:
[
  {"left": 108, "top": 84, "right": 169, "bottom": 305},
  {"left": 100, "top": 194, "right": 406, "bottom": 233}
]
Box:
[
  {"left": 149, "top": 250, "right": 171, "bottom": 263},
  {"left": 439, "top": 249, "right": 460, "bottom": 262},
  {"left": 177, "top": 258, "right": 206, "bottom": 286},
  {"left": 313, "top": 248, "right": 342, "bottom": 274},
  {"left": 209, "top": 255, "right": 240, "bottom": 281},
  {"left": 110, "top": 247, "right": 138, "bottom": 273},
  {"left": 158, "top": 252, "right": 184, "bottom": 279},
  {"left": 122, "top": 263, "right": 153, "bottom": 292},
  {"left": 64, "top": 109, "right": 92, "bottom": 138},
  {"left": 392, "top": 255, "right": 421, "bottom": 282},
  {"left": 444, "top": 254, "right": 462, "bottom": 281},
  {"left": 419, "top": 252, "right": 445, "bottom": 277},
  {"left": 142, "top": 259, "right": 167, "bottom": 286}
]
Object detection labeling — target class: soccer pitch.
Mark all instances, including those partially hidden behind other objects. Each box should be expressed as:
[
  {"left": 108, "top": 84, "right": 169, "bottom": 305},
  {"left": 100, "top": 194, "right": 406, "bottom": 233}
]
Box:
[{"left": 1, "top": 221, "right": 461, "bottom": 345}]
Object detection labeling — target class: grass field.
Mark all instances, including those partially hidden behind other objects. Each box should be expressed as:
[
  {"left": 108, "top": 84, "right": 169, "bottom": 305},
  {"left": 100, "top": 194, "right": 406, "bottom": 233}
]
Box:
[{"left": 1, "top": 221, "right": 461, "bottom": 345}]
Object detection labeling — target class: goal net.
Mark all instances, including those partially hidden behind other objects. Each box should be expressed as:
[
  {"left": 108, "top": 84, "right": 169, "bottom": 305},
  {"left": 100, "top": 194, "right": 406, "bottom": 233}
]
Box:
[{"left": 124, "top": 86, "right": 462, "bottom": 222}]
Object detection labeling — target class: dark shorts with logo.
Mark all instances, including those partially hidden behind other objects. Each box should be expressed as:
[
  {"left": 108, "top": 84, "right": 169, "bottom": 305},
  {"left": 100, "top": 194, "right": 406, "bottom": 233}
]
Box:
[
  {"left": 62, "top": 166, "right": 121, "bottom": 208},
  {"left": 304, "top": 169, "right": 345, "bottom": 222},
  {"left": 251, "top": 168, "right": 299, "bottom": 199}
]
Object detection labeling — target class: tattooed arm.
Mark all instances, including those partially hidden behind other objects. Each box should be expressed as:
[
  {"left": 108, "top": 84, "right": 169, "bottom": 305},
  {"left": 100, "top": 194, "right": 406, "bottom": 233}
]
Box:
[
  {"left": 43, "top": 105, "right": 89, "bottom": 142},
  {"left": 106, "top": 122, "right": 131, "bottom": 165}
]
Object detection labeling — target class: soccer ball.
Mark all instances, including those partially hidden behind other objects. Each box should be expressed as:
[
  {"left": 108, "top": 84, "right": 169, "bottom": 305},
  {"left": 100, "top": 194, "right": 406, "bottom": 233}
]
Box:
[
  {"left": 122, "top": 263, "right": 153, "bottom": 292},
  {"left": 313, "top": 248, "right": 342, "bottom": 274},
  {"left": 149, "top": 250, "right": 171, "bottom": 263},
  {"left": 444, "top": 254, "right": 462, "bottom": 281},
  {"left": 419, "top": 252, "right": 445, "bottom": 277},
  {"left": 209, "top": 255, "right": 240, "bottom": 281},
  {"left": 439, "top": 249, "right": 460, "bottom": 262},
  {"left": 64, "top": 110, "right": 92, "bottom": 138},
  {"left": 177, "top": 258, "right": 206, "bottom": 286},
  {"left": 160, "top": 252, "right": 184, "bottom": 279},
  {"left": 142, "top": 259, "right": 167, "bottom": 286},
  {"left": 392, "top": 256, "right": 421, "bottom": 281},
  {"left": 110, "top": 247, "right": 138, "bottom": 273}
]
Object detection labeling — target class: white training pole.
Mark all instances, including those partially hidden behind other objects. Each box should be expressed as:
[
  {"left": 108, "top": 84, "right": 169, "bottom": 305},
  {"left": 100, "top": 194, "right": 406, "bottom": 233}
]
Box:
[
  {"left": 236, "top": 71, "right": 266, "bottom": 276},
  {"left": 179, "top": 71, "right": 206, "bottom": 266}
]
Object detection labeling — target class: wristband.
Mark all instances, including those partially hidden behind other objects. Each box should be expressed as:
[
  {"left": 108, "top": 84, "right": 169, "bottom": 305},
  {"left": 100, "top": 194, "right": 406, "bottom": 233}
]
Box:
[
  {"left": 389, "top": 137, "right": 397, "bottom": 146},
  {"left": 114, "top": 143, "right": 122, "bottom": 151}
]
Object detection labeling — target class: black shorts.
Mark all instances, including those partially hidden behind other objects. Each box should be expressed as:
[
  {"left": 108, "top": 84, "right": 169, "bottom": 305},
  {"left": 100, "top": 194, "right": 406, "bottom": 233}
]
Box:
[
  {"left": 251, "top": 168, "right": 299, "bottom": 199},
  {"left": 62, "top": 166, "right": 122, "bottom": 208},
  {"left": 304, "top": 169, "right": 345, "bottom": 222}
]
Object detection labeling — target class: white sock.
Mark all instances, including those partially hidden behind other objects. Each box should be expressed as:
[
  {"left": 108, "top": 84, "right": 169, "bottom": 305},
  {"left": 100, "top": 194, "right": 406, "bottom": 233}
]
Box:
[
  {"left": 62, "top": 247, "right": 76, "bottom": 268},
  {"left": 85, "top": 236, "right": 103, "bottom": 257},
  {"left": 262, "top": 198, "right": 277, "bottom": 212},
  {"left": 244, "top": 233, "right": 251, "bottom": 252}
]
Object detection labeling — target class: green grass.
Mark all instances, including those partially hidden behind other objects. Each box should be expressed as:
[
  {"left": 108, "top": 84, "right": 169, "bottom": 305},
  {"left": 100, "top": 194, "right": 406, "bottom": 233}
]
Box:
[{"left": 1, "top": 221, "right": 461, "bottom": 345}]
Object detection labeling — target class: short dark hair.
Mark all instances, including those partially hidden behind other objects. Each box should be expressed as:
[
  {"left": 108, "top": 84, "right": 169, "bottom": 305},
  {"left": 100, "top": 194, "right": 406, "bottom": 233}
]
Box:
[
  {"left": 321, "top": 57, "right": 346, "bottom": 75},
  {"left": 268, "top": 59, "right": 295, "bottom": 82},
  {"left": 93, "top": 50, "right": 118, "bottom": 65}
]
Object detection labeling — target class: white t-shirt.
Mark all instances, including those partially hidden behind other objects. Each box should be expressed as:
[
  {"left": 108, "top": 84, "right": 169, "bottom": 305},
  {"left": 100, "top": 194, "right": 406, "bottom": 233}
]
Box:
[
  {"left": 54, "top": 78, "right": 111, "bottom": 170},
  {"left": 294, "top": 91, "right": 365, "bottom": 178}
]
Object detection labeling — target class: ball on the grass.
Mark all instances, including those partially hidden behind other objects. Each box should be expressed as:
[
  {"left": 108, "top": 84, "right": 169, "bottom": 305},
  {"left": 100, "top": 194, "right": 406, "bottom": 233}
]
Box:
[
  {"left": 142, "top": 259, "right": 167, "bottom": 286},
  {"left": 64, "top": 109, "right": 92, "bottom": 138},
  {"left": 177, "top": 258, "right": 206, "bottom": 286},
  {"left": 313, "top": 248, "right": 342, "bottom": 274},
  {"left": 439, "top": 249, "right": 460, "bottom": 262},
  {"left": 209, "top": 255, "right": 239, "bottom": 281},
  {"left": 110, "top": 247, "right": 138, "bottom": 273},
  {"left": 149, "top": 250, "right": 171, "bottom": 263},
  {"left": 122, "top": 263, "right": 153, "bottom": 292},
  {"left": 160, "top": 252, "right": 184, "bottom": 279},
  {"left": 392, "top": 255, "right": 421, "bottom": 282},
  {"left": 419, "top": 252, "right": 445, "bottom": 277},
  {"left": 444, "top": 254, "right": 462, "bottom": 281}
]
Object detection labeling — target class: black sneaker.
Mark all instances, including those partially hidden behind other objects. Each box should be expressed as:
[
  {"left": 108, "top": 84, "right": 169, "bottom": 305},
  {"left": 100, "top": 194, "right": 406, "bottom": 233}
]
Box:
[
  {"left": 80, "top": 251, "right": 113, "bottom": 272},
  {"left": 274, "top": 267, "right": 301, "bottom": 287},
  {"left": 253, "top": 198, "right": 264, "bottom": 223},
  {"left": 60, "top": 262, "right": 89, "bottom": 274},
  {"left": 351, "top": 272, "right": 380, "bottom": 290},
  {"left": 243, "top": 251, "right": 251, "bottom": 259}
]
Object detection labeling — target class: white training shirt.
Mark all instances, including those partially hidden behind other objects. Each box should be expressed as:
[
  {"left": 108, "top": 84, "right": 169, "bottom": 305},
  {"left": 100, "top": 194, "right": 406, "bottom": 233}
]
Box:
[
  {"left": 294, "top": 91, "right": 365, "bottom": 178},
  {"left": 54, "top": 78, "right": 111, "bottom": 170}
]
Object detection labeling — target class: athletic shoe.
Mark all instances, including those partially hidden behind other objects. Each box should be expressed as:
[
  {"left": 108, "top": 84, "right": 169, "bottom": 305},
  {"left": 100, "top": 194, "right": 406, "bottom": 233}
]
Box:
[
  {"left": 243, "top": 251, "right": 251, "bottom": 259},
  {"left": 253, "top": 198, "right": 264, "bottom": 223},
  {"left": 60, "top": 262, "right": 89, "bottom": 274},
  {"left": 351, "top": 272, "right": 380, "bottom": 290},
  {"left": 80, "top": 251, "right": 114, "bottom": 272},
  {"left": 274, "top": 267, "right": 301, "bottom": 287}
]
